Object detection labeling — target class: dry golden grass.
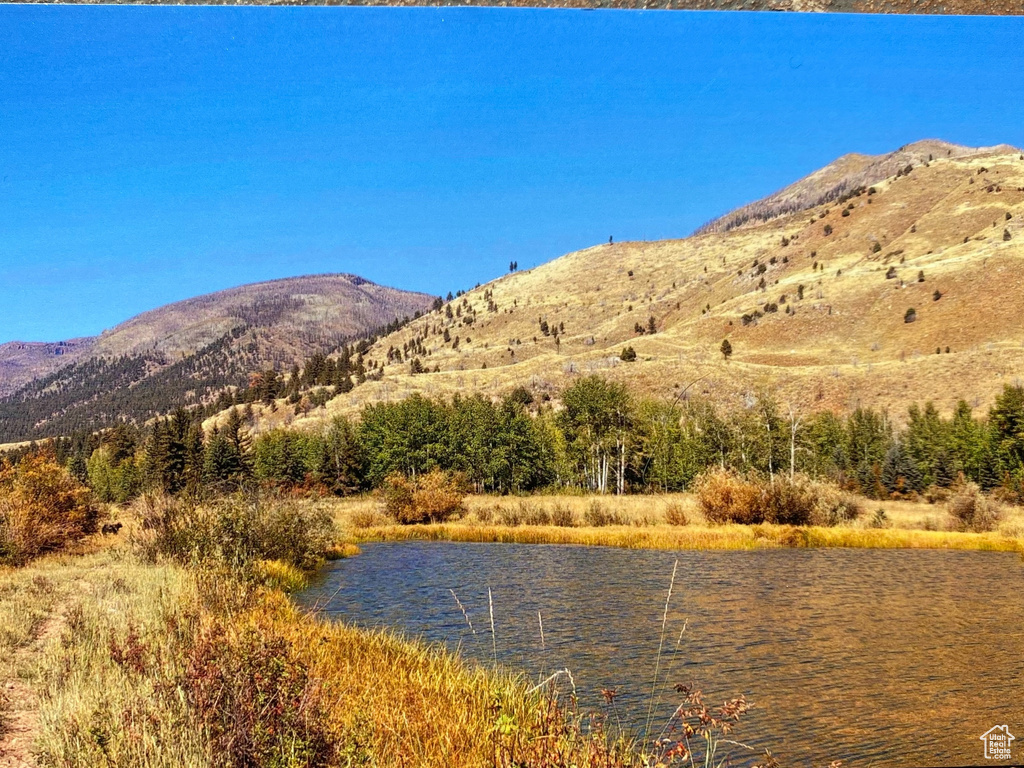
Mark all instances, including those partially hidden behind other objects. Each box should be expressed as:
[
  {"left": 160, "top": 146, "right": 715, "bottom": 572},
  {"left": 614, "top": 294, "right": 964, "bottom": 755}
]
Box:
[
  {"left": 232, "top": 143, "right": 1024, "bottom": 441},
  {"left": 1, "top": 540, "right": 644, "bottom": 767},
  {"left": 330, "top": 491, "right": 1024, "bottom": 554},
  {"left": 354, "top": 521, "right": 1022, "bottom": 553}
]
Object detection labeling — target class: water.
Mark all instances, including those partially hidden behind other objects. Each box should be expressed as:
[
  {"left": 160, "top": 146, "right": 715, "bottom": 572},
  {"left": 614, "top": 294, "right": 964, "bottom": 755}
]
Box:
[{"left": 296, "top": 542, "right": 1024, "bottom": 766}]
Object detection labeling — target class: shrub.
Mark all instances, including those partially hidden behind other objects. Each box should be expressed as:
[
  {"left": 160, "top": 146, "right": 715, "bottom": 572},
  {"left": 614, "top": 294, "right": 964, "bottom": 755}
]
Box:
[
  {"left": 809, "top": 483, "right": 863, "bottom": 526},
  {"left": 664, "top": 502, "right": 688, "bottom": 526},
  {"left": 381, "top": 470, "right": 465, "bottom": 524},
  {"left": 381, "top": 473, "right": 415, "bottom": 520},
  {"left": 0, "top": 453, "right": 98, "bottom": 565},
  {"left": 946, "top": 481, "right": 1001, "bottom": 533},
  {"left": 519, "top": 501, "right": 550, "bottom": 526},
  {"left": 496, "top": 504, "right": 521, "bottom": 526},
  {"left": 583, "top": 501, "right": 623, "bottom": 527},
  {"left": 761, "top": 476, "right": 816, "bottom": 526},
  {"left": 183, "top": 613, "right": 335, "bottom": 767},
  {"left": 350, "top": 507, "right": 388, "bottom": 529},
  {"left": 904, "top": 308, "right": 917, "bottom": 323},
  {"left": 923, "top": 485, "right": 951, "bottom": 504},
  {"left": 693, "top": 469, "right": 762, "bottom": 525},
  {"left": 695, "top": 471, "right": 857, "bottom": 528},
  {"left": 550, "top": 503, "right": 576, "bottom": 527},
  {"left": 135, "top": 492, "right": 336, "bottom": 571},
  {"left": 412, "top": 470, "right": 466, "bottom": 523},
  {"left": 619, "top": 346, "right": 637, "bottom": 362}
]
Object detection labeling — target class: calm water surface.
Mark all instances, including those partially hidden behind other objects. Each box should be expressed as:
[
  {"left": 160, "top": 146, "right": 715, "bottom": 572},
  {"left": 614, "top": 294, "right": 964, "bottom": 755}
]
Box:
[{"left": 297, "top": 543, "right": 1024, "bottom": 766}]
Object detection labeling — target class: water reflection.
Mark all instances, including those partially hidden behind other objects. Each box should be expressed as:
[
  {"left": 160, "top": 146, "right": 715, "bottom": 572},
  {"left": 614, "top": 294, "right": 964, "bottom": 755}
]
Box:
[{"left": 296, "top": 543, "right": 1024, "bottom": 767}]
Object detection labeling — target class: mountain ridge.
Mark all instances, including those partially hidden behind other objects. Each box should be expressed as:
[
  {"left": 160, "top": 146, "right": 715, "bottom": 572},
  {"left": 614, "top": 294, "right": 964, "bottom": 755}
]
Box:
[
  {"left": 0, "top": 273, "right": 436, "bottom": 441},
  {"left": 695, "top": 139, "right": 1021, "bottom": 235},
  {"left": 244, "top": 139, "right": 1024, "bottom": 436}
]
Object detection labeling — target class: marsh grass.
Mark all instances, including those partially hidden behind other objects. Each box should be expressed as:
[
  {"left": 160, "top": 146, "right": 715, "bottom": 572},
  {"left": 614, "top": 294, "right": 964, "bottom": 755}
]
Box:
[
  {"left": 0, "top": 549, "right": 656, "bottom": 768},
  {"left": 353, "top": 521, "right": 1023, "bottom": 553},
  {"left": 327, "top": 490, "right": 1024, "bottom": 553},
  {"left": 3, "top": 498, "right": 668, "bottom": 768}
]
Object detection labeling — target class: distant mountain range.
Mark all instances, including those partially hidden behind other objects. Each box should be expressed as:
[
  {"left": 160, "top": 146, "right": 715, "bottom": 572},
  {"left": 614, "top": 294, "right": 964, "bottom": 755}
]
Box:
[
  {"left": 7, "top": 138, "right": 1024, "bottom": 444},
  {"left": 0, "top": 274, "right": 435, "bottom": 442}
]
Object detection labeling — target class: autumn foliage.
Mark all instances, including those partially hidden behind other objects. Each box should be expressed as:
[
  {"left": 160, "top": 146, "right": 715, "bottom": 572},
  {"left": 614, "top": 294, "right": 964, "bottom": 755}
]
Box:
[
  {"left": 0, "top": 452, "right": 98, "bottom": 564},
  {"left": 381, "top": 469, "right": 466, "bottom": 524}
]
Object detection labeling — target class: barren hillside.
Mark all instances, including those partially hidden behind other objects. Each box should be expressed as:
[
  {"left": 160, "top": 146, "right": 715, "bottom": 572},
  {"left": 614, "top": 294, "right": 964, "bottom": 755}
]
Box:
[{"left": 268, "top": 140, "right": 1024, "bottom": 433}]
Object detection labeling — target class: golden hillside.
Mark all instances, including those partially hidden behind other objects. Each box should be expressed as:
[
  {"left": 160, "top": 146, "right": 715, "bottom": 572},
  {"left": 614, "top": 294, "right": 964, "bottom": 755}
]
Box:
[{"left": 262, "top": 140, "right": 1024, "bottom": 433}]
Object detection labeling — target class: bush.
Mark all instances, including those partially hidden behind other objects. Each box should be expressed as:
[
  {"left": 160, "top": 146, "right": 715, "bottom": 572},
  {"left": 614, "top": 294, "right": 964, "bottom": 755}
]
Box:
[
  {"left": 135, "top": 492, "right": 336, "bottom": 571},
  {"left": 495, "top": 504, "right": 521, "bottom": 526},
  {"left": 381, "top": 470, "right": 465, "bottom": 524},
  {"left": 695, "top": 471, "right": 857, "bottom": 527},
  {"left": 350, "top": 507, "right": 388, "bottom": 529},
  {"left": 923, "top": 485, "right": 951, "bottom": 504},
  {"left": 0, "top": 453, "right": 98, "bottom": 565},
  {"left": 664, "top": 502, "right": 688, "bottom": 526},
  {"left": 809, "top": 483, "right": 863, "bottom": 526},
  {"left": 693, "top": 469, "right": 762, "bottom": 525},
  {"left": 183, "top": 612, "right": 335, "bottom": 767},
  {"left": 583, "top": 501, "right": 623, "bottom": 526},
  {"left": 761, "top": 476, "right": 816, "bottom": 526},
  {"left": 946, "top": 481, "right": 1001, "bottom": 533},
  {"left": 550, "top": 503, "right": 576, "bottom": 527}
]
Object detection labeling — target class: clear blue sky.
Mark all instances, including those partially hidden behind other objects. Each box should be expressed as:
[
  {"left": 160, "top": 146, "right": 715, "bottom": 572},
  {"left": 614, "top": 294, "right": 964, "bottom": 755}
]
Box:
[{"left": 1, "top": 8, "right": 1022, "bottom": 342}]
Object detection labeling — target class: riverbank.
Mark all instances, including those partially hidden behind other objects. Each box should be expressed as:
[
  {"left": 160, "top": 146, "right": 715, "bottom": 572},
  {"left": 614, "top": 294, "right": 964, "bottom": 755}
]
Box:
[
  {"left": 327, "top": 492, "right": 1024, "bottom": 554},
  {"left": 0, "top": 538, "right": 649, "bottom": 768},
  {"left": 351, "top": 521, "right": 1024, "bottom": 552}
]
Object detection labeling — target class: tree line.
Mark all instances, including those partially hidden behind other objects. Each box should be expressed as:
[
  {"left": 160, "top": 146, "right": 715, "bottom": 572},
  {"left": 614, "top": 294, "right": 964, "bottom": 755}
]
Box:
[{"left": 8, "top": 376, "right": 1024, "bottom": 505}]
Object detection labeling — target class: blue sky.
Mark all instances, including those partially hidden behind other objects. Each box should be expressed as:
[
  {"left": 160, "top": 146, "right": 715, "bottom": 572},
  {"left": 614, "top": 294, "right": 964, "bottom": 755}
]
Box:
[{"left": 1, "top": 8, "right": 1022, "bottom": 342}]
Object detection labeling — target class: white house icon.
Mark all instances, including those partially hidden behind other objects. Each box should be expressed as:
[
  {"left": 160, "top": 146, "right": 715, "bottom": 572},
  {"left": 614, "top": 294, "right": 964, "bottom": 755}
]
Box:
[{"left": 980, "top": 725, "right": 1015, "bottom": 760}]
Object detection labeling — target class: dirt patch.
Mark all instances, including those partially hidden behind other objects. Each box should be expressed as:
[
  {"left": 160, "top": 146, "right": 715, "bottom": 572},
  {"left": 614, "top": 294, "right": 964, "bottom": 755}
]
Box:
[{"left": 0, "top": 615, "right": 64, "bottom": 768}]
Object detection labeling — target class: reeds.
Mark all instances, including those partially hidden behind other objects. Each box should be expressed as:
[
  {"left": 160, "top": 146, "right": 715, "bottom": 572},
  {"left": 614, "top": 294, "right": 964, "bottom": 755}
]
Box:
[
  {"left": 354, "top": 521, "right": 1023, "bottom": 553},
  {"left": 1, "top": 546, "right": 655, "bottom": 768}
]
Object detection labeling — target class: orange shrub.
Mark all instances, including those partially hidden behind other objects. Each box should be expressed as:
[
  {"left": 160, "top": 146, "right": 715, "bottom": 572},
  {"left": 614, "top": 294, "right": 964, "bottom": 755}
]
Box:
[
  {"left": 381, "top": 470, "right": 465, "bottom": 524},
  {"left": 693, "top": 469, "right": 762, "bottom": 524},
  {"left": 0, "top": 452, "right": 98, "bottom": 564}
]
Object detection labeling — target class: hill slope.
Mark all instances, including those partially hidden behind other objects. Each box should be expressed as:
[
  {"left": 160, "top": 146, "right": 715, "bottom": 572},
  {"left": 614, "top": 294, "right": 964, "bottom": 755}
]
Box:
[
  {"left": 0, "top": 274, "right": 435, "bottom": 441},
  {"left": 265, "top": 140, "right": 1024, "bottom": 433}
]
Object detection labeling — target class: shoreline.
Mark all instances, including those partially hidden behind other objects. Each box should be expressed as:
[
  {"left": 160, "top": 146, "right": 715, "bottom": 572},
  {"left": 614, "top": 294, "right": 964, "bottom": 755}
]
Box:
[{"left": 350, "top": 521, "right": 1024, "bottom": 554}]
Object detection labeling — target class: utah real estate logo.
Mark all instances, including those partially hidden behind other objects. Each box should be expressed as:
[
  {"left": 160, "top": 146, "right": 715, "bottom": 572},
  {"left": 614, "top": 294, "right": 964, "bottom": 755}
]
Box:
[{"left": 980, "top": 725, "right": 1015, "bottom": 760}]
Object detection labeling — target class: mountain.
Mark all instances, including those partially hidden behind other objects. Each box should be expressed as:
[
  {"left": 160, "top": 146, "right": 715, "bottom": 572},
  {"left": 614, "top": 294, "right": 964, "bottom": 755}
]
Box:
[
  {"left": 695, "top": 140, "right": 1016, "bottom": 234},
  {"left": 0, "top": 274, "right": 435, "bottom": 442},
  {"left": 259, "top": 139, "right": 1024, "bottom": 433}
]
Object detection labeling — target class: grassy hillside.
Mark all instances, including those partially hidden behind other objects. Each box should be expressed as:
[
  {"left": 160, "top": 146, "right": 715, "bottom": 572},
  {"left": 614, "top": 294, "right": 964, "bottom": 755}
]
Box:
[{"left": 266, "top": 140, "right": 1024, "bottom": 433}]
